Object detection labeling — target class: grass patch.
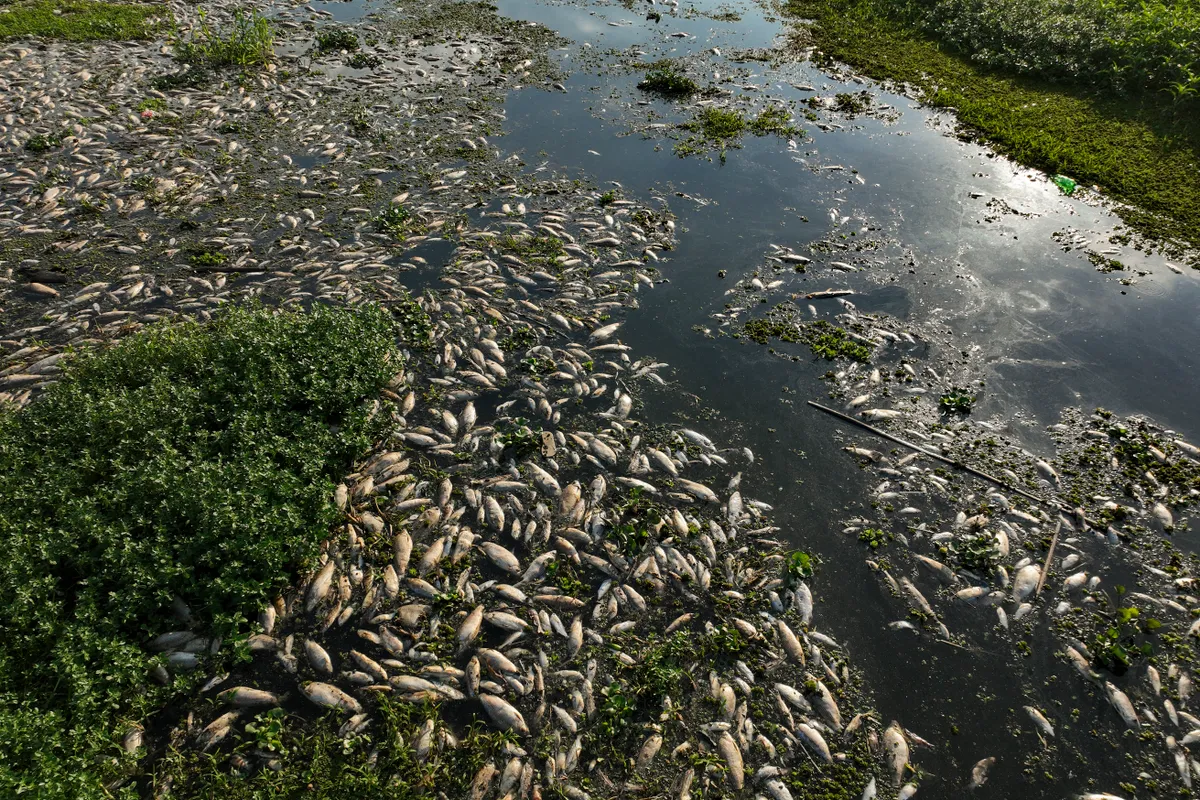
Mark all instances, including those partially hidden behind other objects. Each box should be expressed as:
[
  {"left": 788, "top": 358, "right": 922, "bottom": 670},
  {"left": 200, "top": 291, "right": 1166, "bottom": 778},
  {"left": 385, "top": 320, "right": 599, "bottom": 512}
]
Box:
[
  {"left": 783, "top": 0, "right": 1200, "bottom": 250},
  {"left": 637, "top": 62, "right": 700, "bottom": 96},
  {"left": 174, "top": 9, "right": 274, "bottom": 69},
  {"left": 0, "top": 0, "right": 163, "bottom": 41},
  {"left": 0, "top": 303, "right": 398, "bottom": 798}
]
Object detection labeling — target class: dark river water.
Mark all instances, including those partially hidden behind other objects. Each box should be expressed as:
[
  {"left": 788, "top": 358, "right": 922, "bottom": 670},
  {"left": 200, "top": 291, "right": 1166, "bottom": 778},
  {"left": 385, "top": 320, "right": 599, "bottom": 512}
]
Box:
[{"left": 319, "top": 0, "right": 1196, "bottom": 795}]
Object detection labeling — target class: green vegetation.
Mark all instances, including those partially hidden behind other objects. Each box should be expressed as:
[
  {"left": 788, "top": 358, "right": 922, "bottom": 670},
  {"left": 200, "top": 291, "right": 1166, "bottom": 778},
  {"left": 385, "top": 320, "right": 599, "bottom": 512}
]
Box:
[
  {"left": 939, "top": 386, "right": 976, "bottom": 414},
  {"left": 783, "top": 0, "right": 1200, "bottom": 249},
  {"left": 376, "top": 203, "right": 425, "bottom": 241},
  {"left": 24, "top": 130, "right": 65, "bottom": 153},
  {"left": 0, "top": 304, "right": 397, "bottom": 798},
  {"left": 315, "top": 25, "right": 358, "bottom": 52},
  {"left": 495, "top": 233, "right": 565, "bottom": 267},
  {"left": 175, "top": 9, "right": 274, "bottom": 69},
  {"left": 742, "top": 312, "right": 874, "bottom": 362},
  {"left": 856, "top": 0, "right": 1200, "bottom": 100},
  {"left": 637, "top": 62, "right": 700, "bottom": 96},
  {"left": 347, "top": 51, "right": 382, "bottom": 69},
  {"left": 189, "top": 248, "right": 227, "bottom": 267},
  {"left": 833, "top": 90, "right": 872, "bottom": 114},
  {"left": 676, "top": 105, "right": 802, "bottom": 159},
  {"left": 954, "top": 531, "right": 1000, "bottom": 571},
  {"left": 0, "top": 0, "right": 163, "bottom": 41},
  {"left": 859, "top": 527, "right": 891, "bottom": 548},
  {"left": 785, "top": 550, "right": 815, "bottom": 582},
  {"left": 163, "top": 696, "right": 518, "bottom": 798}
]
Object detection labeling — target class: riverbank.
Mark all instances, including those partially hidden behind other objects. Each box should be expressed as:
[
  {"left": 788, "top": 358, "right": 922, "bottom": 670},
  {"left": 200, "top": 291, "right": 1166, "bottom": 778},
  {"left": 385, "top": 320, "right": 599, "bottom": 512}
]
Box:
[{"left": 781, "top": 0, "right": 1200, "bottom": 258}]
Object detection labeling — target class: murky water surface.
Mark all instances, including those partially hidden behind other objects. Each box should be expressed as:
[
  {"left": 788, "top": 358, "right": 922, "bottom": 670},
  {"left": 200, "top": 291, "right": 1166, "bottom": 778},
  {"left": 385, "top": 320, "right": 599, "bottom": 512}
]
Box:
[{"left": 453, "top": 0, "right": 1200, "bottom": 796}]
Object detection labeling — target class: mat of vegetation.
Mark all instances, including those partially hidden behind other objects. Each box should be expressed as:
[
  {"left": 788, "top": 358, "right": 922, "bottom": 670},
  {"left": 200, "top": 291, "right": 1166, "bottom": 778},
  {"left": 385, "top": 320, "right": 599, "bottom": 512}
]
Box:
[
  {"left": 0, "top": 0, "right": 164, "bottom": 40},
  {"left": 783, "top": 0, "right": 1200, "bottom": 252},
  {"left": 0, "top": 303, "right": 397, "bottom": 798}
]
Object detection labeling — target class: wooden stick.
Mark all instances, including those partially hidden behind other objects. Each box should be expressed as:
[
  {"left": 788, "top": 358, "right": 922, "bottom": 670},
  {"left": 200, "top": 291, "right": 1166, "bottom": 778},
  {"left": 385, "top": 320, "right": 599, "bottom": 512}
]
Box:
[
  {"left": 807, "top": 400, "right": 1102, "bottom": 530},
  {"left": 1035, "top": 520, "right": 1062, "bottom": 598}
]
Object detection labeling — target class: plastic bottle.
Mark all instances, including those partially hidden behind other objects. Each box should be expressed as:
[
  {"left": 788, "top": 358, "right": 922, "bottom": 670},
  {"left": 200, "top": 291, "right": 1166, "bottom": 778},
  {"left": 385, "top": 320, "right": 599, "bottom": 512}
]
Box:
[{"left": 1051, "top": 174, "right": 1077, "bottom": 195}]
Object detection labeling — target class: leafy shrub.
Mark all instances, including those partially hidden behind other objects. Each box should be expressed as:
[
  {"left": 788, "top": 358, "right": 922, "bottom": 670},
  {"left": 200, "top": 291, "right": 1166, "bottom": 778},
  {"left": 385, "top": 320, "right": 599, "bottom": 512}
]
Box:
[
  {"left": 0, "top": 303, "right": 397, "bottom": 798},
  {"left": 175, "top": 9, "right": 274, "bottom": 68}
]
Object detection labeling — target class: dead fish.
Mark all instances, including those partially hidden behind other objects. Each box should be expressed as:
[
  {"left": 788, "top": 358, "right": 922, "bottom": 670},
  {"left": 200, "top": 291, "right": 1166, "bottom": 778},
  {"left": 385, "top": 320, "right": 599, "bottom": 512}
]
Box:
[
  {"left": 795, "top": 722, "right": 832, "bottom": 763},
  {"left": 883, "top": 721, "right": 909, "bottom": 782},
  {"left": 302, "top": 682, "right": 362, "bottom": 714},
  {"left": 480, "top": 693, "right": 529, "bottom": 734},
  {"left": 480, "top": 542, "right": 521, "bottom": 574},
  {"left": 218, "top": 687, "right": 280, "bottom": 707},
  {"left": 1024, "top": 706, "right": 1054, "bottom": 738},
  {"left": 968, "top": 757, "right": 995, "bottom": 789},
  {"left": 1105, "top": 682, "right": 1140, "bottom": 729},
  {"left": 305, "top": 640, "right": 334, "bottom": 674}
]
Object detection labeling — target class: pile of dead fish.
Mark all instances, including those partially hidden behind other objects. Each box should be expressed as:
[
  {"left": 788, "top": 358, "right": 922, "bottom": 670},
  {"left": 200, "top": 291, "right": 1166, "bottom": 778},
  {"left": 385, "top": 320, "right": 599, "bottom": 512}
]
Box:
[
  {"left": 824, "top": 345, "right": 1200, "bottom": 794},
  {"left": 0, "top": 7, "right": 920, "bottom": 794}
]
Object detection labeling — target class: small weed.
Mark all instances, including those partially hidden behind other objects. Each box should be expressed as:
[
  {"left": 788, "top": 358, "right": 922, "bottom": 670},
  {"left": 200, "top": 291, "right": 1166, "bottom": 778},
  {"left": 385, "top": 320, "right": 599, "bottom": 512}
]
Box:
[
  {"left": 749, "top": 105, "right": 801, "bottom": 136},
  {"left": 149, "top": 67, "right": 210, "bottom": 91},
  {"left": 189, "top": 249, "right": 228, "bottom": 267},
  {"left": 954, "top": 532, "right": 1000, "bottom": 571},
  {"left": 859, "top": 527, "right": 890, "bottom": 548},
  {"left": 136, "top": 97, "right": 167, "bottom": 113},
  {"left": 833, "top": 90, "right": 872, "bottom": 115},
  {"left": 376, "top": 203, "right": 423, "bottom": 241},
  {"left": 24, "top": 132, "right": 64, "bottom": 153},
  {"left": 496, "top": 233, "right": 565, "bottom": 267},
  {"left": 785, "top": 550, "right": 815, "bottom": 582},
  {"left": 347, "top": 51, "right": 382, "bottom": 69},
  {"left": 244, "top": 708, "right": 287, "bottom": 753},
  {"left": 316, "top": 26, "right": 358, "bottom": 52},
  {"left": 598, "top": 189, "right": 619, "bottom": 205},
  {"left": 939, "top": 387, "right": 976, "bottom": 414}
]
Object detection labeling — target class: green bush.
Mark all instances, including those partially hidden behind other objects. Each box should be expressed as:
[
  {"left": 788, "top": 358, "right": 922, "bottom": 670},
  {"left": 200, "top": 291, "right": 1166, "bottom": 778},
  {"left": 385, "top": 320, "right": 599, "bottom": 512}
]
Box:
[
  {"left": 174, "top": 9, "right": 274, "bottom": 68},
  {"left": 825, "top": 0, "right": 1200, "bottom": 100},
  {"left": 0, "top": 303, "right": 397, "bottom": 798}
]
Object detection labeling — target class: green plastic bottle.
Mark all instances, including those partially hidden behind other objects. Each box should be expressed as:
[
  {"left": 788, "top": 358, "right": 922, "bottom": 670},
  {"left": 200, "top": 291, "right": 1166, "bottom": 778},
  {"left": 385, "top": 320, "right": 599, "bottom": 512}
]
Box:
[{"left": 1051, "top": 174, "right": 1077, "bottom": 195}]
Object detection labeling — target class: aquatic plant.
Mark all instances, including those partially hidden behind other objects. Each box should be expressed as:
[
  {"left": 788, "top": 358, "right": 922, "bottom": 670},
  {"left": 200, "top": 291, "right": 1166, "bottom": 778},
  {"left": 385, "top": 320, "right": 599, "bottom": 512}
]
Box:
[
  {"left": 315, "top": 25, "right": 359, "bottom": 52},
  {"left": 638, "top": 64, "right": 700, "bottom": 96},
  {"left": 939, "top": 387, "right": 976, "bottom": 414}
]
